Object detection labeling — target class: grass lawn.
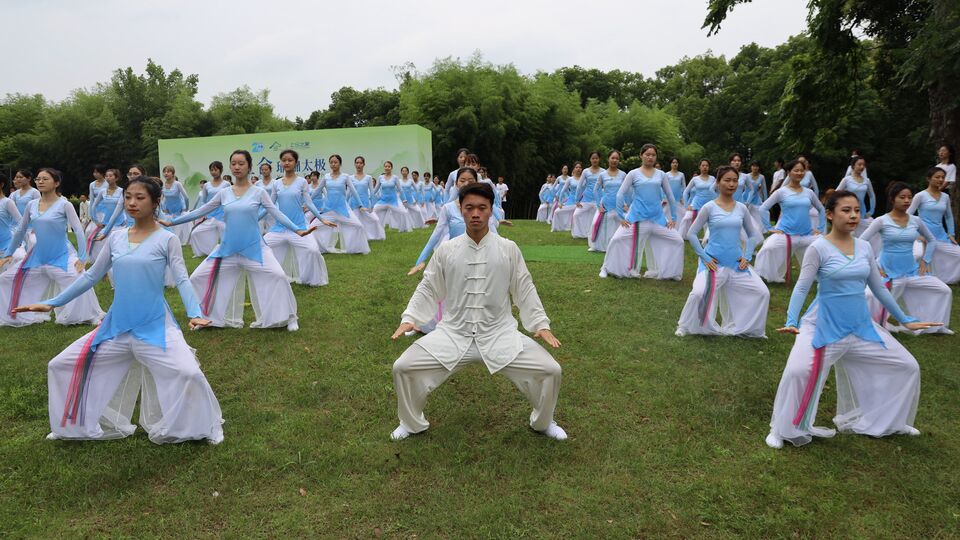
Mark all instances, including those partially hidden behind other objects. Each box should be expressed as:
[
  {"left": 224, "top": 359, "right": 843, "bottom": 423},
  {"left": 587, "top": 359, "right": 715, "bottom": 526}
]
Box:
[{"left": 1, "top": 221, "right": 958, "bottom": 538}]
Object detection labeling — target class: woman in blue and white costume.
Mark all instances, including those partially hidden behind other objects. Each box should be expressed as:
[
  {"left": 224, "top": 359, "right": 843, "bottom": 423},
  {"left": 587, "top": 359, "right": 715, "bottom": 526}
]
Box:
[
  {"left": 549, "top": 165, "right": 570, "bottom": 225},
  {"left": 313, "top": 154, "right": 370, "bottom": 255},
  {"left": 98, "top": 164, "right": 151, "bottom": 240},
  {"left": 160, "top": 165, "right": 191, "bottom": 245},
  {"left": 443, "top": 148, "right": 469, "bottom": 202},
  {"left": 0, "top": 168, "right": 103, "bottom": 327},
  {"left": 678, "top": 159, "right": 717, "bottom": 238},
  {"left": 373, "top": 161, "right": 413, "bottom": 233},
  {"left": 662, "top": 157, "right": 686, "bottom": 227},
  {"left": 305, "top": 171, "right": 338, "bottom": 253},
  {"left": 0, "top": 174, "right": 25, "bottom": 271},
  {"left": 536, "top": 174, "right": 554, "bottom": 223},
  {"left": 264, "top": 149, "right": 333, "bottom": 287},
  {"left": 14, "top": 176, "right": 223, "bottom": 444},
  {"left": 676, "top": 166, "right": 769, "bottom": 337},
  {"left": 551, "top": 163, "right": 581, "bottom": 233},
  {"left": 730, "top": 154, "right": 764, "bottom": 240},
  {"left": 764, "top": 190, "right": 941, "bottom": 449},
  {"left": 755, "top": 159, "right": 826, "bottom": 284},
  {"left": 862, "top": 182, "right": 952, "bottom": 334},
  {"left": 350, "top": 155, "right": 386, "bottom": 241},
  {"left": 907, "top": 166, "right": 960, "bottom": 284},
  {"left": 85, "top": 164, "right": 109, "bottom": 237},
  {"left": 188, "top": 161, "right": 231, "bottom": 258},
  {"left": 590, "top": 151, "right": 627, "bottom": 252},
  {"left": 835, "top": 155, "right": 877, "bottom": 243},
  {"left": 86, "top": 169, "right": 124, "bottom": 261},
  {"left": 162, "top": 150, "right": 316, "bottom": 332},
  {"left": 745, "top": 160, "right": 768, "bottom": 228},
  {"left": 399, "top": 166, "right": 426, "bottom": 229},
  {"left": 10, "top": 169, "right": 40, "bottom": 218},
  {"left": 573, "top": 153, "right": 603, "bottom": 240},
  {"left": 600, "top": 144, "right": 684, "bottom": 280}
]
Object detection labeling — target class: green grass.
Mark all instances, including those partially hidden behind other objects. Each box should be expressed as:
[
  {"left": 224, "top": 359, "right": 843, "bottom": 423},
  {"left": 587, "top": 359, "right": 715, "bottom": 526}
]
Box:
[{"left": 1, "top": 221, "right": 958, "bottom": 538}]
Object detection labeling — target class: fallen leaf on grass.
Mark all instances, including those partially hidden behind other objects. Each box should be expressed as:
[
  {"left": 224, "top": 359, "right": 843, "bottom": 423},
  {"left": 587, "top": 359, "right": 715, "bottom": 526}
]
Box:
[
  {"left": 374, "top": 527, "right": 383, "bottom": 537},
  {"left": 668, "top": 511, "right": 678, "bottom": 521},
  {"left": 299, "top": 487, "right": 307, "bottom": 497},
  {"left": 212, "top": 491, "right": 220, "bottom": 498},
  {"left": 700, "top": 521, "right": 711, "bottom": 527}
]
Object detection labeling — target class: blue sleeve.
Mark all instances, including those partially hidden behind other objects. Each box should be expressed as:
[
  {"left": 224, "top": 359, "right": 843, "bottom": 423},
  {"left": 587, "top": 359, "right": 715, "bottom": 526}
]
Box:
[
  {"left": 946, "top": 194, "right": 956, "bottom": 236},
  {"left": 166, "top": 235, "right": 202, "bottom": 318},
  {"left": 685, "top": 205, "right": 711, "bottom": 263},
  {"left": 615, "top": 172, "right": 633, "bottom": 220},
  {"left": 866, "top": 181, "right": 876, "bottom": 217},
  {"left": 660, "top": 176, "right": 677, "bottom": 221},
  {"left": 178, "top": 182, "right": 190, "bottom": 211},
  {"left": 90, "top": 192, "right": 104, "bottom": 223},
  {"left": 3, "top": 204, "right": 32, "bottom": 257},
  {"left": 786, "top": 247, "right": 820, "bottom": 328},
  {"left": 916, "top": 219, "right": 937, "bottom": 263},
  {"left": 99, "top": 196, "right": 126, "bottom": 237},
  {"left": 865, "top": 247, "right": 917, "bottom": 324},
  {"left": 301, "top": 182, "right": 323, "bottom": 219},
  {"left": 171, "top": 189, "right": 222, "bottom": 225},
  {"left": 682, "top": 180, "right": 695, "bottom": 206},
  {"left": 741, "top": 206, "right": 760, "bottom": 259},
  {"left": 44, "top": 238, "right": 113, "bottom": 306},
  {"left": 759, "top": 189, "right": 781, "bottom": 230},
  {"left": 415, "top": 209, "right": 450, "bottom": 265},
  {"left": 810, "top": 191, "right": 826, "bottom": 232}
]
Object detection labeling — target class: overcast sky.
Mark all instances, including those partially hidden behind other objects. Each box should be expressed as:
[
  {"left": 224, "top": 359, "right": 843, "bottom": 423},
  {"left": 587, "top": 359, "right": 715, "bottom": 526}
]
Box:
[{"left": 3, "top": 0, "right": 810, "bottom": 119}]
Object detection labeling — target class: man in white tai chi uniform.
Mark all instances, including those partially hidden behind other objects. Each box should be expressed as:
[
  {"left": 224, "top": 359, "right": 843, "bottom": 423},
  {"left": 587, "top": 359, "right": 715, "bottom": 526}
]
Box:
[{"left": 390, "top": 180, "right": 567, "bottom": 441}]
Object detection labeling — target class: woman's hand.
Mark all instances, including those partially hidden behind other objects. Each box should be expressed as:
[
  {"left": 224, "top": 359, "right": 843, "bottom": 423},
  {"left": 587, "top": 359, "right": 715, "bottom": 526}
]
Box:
[
  {"left": 95, "top": 234, "right": 106, "bottom": 242},
  {"left": 620, "top": 220, "right": 630, "bottom": 228},
  {"left": 918, "top": 260, "right": 928, "bottom": 276},
  {"left": 321, "top": 220, "right": 338, "bottom": 228},
  {"left": 407, "top": 263, "right": 426, "bottom": 276},
  {"left": 666, "top": 219, "right": 675, "bottom": 229},
  {"left": 74, "top": 260, "right": 86, "bottom": 273},
  {"left": 776, "top": 326, "right": 800, "bottom": 335},
  {"left": 12, "top": 303, "right": 54, "bottom": 314},
  {"left": 500, "top": 220, "right": 514, "bottom": 227},
  {"left": 0, "top": 256, "right": 11, "bottom": 268},
  {"left": 297, "top": 226, "right": 318, "bottom": 237},
  {"left": 703, "top": 258, "right": 719, "bottom": 272},
  {"left": 188, "top": 318, "right": 211, "bottom": 330},
  {"left": 903, "top": 321, "right": 943, "bottom": 331},
  {"left": 157, "top": 220, "right": 173, "bottom": 227},
  {"left": 738, "top": 257, "right": 750, "bottom": 270}
]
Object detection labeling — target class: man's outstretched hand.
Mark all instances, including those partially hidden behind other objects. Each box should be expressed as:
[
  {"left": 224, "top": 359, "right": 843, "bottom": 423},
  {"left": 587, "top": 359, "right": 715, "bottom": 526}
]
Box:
[{"left": 535, "top": 328, "right": 561, "bottom": 348}]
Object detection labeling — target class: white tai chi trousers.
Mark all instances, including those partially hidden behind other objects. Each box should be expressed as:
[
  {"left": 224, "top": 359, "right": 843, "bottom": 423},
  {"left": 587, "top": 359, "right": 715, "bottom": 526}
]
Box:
[
  {"left": 47, "top": 315, "right": 224, "bottom": 444},
  {"left": 373, "top": 203, "right": 412, "bottom": 232},
  {"left": 189, "top": 247, "right": 297, "bottom": 329},
  {"left": 357, "top": 208, "right": 386, "bottom": 240},
  {"left": 169, "top": 222, "right": 192, "bottom": 245},
  {"left": 588, "top": 209, "right": 619, "bottom": 252},
  {"left": 866, "top": 276, "right": 953, "bottom": 334},
  {"left": 317, "top": 210, "right": 370, "bottom": 254},
  {"left": 600, "top": 221, "right": 684, "bottom": 280},
  {"left": 406, "top": 203, "right": 426, "bottom": 229},
  {"left": 392, "top": 336, "right": 562, "bottom": 434},
  {"left": 768, "top": 308, "right": 920, "bottom": 447},
  {"left": 572, "top": 203, "right": 596, "bottom": 239},
  {"left": 0, "top": 253, "right": 104, "bottom": 327},
  {"left": 754, "top": 233, "right": 817, "bottom": 283},
  {"left": 536, "top": 203, "right": 550, "bottom": 223},
  {"left": 188, "top": 218, "right": 224, "bottom": 258},
  {"left": 264, "top": 229, "right": 329, "bottom": 286},
  {"left": 551, "top": 205, "right": 574, "bottom": 232},
  {"left": 675, "top": 267, "right": 770, "bottom": 337},
  {"left": 927, "top": 240, "right": 960, "bottom": 284}
]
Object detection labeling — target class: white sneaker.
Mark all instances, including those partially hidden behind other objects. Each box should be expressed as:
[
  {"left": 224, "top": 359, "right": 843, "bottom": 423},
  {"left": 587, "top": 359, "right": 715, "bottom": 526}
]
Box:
[
  {"left": 538, "top": 422, "right": 568, "bottom": 441},
  {"left": 287, "top": 320, "right": 299, "bottom": 332},
  {"left": 904, "top": 426, "right": 921, "bottom": 436},
  {"left": 599, "top": 268, "right": 608, "bottom": 278},
  {"left": 390, "top": 425, "right": 413, "bottom": 440},
  {"left": 765, "top": 432, "right": 784, "bottom": 449}
]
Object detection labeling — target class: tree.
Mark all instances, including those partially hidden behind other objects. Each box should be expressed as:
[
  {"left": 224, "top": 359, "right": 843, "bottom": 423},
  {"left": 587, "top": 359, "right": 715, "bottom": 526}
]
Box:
[
  {"left": 208, "top": 86, "right": 292, "bottom": 135},
  {"left": 303, "top": 87, "right": 399, "bottom": 129}
]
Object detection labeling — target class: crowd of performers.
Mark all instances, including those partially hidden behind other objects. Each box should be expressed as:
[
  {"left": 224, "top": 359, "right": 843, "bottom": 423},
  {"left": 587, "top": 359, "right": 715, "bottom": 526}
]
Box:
[{"left": 0, "top": 142, "right": 955, "bottom": 449}]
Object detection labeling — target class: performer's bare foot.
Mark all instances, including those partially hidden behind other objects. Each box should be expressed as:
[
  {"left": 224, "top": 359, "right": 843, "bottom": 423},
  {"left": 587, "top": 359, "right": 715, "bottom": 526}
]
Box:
[
  {"left": 765, "top": 432, "right": 784, "bottom": 449},
  {"left": 538, "top": 422, "right": 568, "bottom": 441},
  {"left": 390, "top": 425, "right": 415, "bottom": 440}
]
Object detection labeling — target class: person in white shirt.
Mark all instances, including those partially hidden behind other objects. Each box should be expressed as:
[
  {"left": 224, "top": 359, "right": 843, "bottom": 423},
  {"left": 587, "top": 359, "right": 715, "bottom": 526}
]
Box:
[
  {"left": 390, "top": 180, "right": 567, "bottom": 441},
  {"left": 496, "top": 176, "right": 509, "bottom": 216},
  {"left": 78, "top": 195, "right": 91, "bottom": 227}
]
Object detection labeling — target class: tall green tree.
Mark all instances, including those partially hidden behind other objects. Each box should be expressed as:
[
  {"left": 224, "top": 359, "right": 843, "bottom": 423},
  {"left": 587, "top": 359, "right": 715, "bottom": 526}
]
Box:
[
  {"left": 303, "top": 87, "right": 399, "bottom": 129},
  {"left": 208, "top": 86, "right": 293, "bottom": 135}
]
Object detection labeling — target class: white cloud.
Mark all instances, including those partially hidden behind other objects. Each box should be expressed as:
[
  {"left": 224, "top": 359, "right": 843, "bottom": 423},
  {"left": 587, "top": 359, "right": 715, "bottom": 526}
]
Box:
[{"left": 2, "top": 0, "right": 809, "bottom": 118}]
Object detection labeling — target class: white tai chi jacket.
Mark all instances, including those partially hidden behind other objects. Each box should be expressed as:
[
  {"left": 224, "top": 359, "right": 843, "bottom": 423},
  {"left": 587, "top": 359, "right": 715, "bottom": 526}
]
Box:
[{"left": 401, "top": 232, "right": 551, "bottom": 373}]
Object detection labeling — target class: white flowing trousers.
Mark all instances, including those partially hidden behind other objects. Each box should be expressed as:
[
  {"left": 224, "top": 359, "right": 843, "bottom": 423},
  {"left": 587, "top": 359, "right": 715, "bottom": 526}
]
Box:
[
  {"left": 373, "top": 203, "right": 412, "bottom": 233},
  {"left": 0, "top": 253, "right": 104, "bottom": 327},
  {"left": 83, "top": 222, "right": 108, "bottom": 261},
  {"left": 866, "top": 275, "right": 953, "bottom": 334},
  {"left": 754, "top": 233, "right": 817, "bottom": 283},
  {"left": 768, "top": 308, "right": 920, "bottom": 447},
  {"left": 170, "top": 222, "right": 192, "bottom": 245},
  {"left": 318, "top": 210, "right": 370, "bottom": 254},
  {"left": 188, "top": 218, "right": 224, "bottom": 258},
  {"left": 189, "top": 247, "right": 297, "bottom": 329},
  {"left": 600, "top": 221, "right": 684, "bottom": 280},
  {"left": 392, "top": 337, "right": 562, "bottom": 434},
  {"left": 357, "top": 208, "right": 386, "bottom": 241},
  {"left": 406, "top": 204, "right": 426, "bottom": 229},
  {"left": 536, "top": 203, "right": 550, "bottom": 223},
  {"left": 572, "top": 203, "right": 596, "bottom": 239},
  {"left": 47, "top": 315, "right": 224, "bottom": 444},
  {"left": 678, "top": 209, "right": 698, "bottom": 239},
  {"left": 927, "top": 240, "right": 960, "bottom": 284},
  {"left": 676, "top": 267, "right": 770, "bottom": 338},
  {"left": 551, "top": 206, "right": 574, "bottom": 232},
  {"left": 264, "top": 230, "right": 329, "bottom": 286},
  {"left": 588, "top": 209, "right": 620, "bottom": 252}
]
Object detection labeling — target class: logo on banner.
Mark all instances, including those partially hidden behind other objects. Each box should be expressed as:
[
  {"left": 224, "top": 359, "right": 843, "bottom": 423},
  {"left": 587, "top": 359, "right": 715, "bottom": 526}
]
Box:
[{"left": 251, "top": 142, "right": 265, "bottom": 152}]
